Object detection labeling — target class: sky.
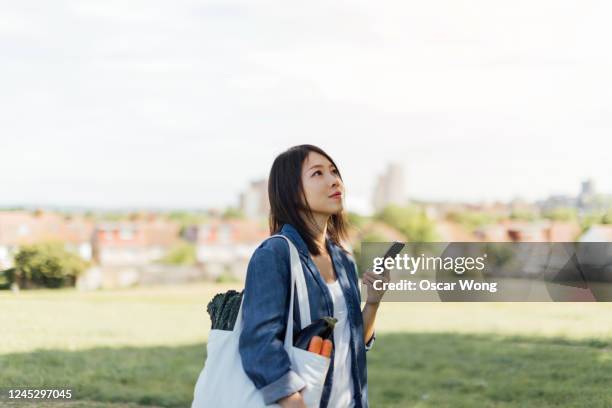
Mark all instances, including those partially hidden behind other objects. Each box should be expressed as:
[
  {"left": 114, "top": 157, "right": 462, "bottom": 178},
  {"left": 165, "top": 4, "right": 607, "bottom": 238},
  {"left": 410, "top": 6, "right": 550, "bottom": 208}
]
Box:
[{"left": 1, "top": 0, "right": 611, "bottom": 212}]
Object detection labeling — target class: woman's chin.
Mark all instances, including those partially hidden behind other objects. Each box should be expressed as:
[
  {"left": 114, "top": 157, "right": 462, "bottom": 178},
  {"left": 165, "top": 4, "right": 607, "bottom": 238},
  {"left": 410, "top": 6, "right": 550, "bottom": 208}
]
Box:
[
  {"left": 328, "top": 203, "right": 344, "bottom": 214},
  {"left": 312, "top": 205, "right": 343, "bottom": 217}
]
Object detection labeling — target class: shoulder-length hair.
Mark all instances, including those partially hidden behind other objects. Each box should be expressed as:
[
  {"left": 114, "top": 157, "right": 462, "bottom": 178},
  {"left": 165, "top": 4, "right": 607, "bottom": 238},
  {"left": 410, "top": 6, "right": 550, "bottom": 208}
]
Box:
[{"left": 268, "top": 144, "right": 348, "bottom": 255}]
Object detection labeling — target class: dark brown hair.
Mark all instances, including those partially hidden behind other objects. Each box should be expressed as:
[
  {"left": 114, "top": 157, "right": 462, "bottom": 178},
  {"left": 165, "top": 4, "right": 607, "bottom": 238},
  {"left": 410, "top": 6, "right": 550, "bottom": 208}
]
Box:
[{"left": 268, "top": 144, "right": 348, "bottom": 255}]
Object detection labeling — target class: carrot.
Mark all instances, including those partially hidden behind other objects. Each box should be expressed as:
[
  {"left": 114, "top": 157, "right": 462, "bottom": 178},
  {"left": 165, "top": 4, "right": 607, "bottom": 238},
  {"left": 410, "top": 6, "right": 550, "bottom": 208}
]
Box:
[
  {"left": 320, "top": 339, "right": 333, "bottom": 357},
  {"left": 308, "top": 336, "right": 323, "bottom": 354},
  {"left": 294, "top": 317, "right": 337, "bottom": 349}
]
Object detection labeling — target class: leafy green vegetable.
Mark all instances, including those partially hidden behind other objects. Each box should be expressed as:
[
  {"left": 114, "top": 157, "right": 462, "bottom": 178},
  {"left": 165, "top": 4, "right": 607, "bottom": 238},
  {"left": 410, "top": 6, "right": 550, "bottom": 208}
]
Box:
[{"left": 206, "top": 290, "right": 244, "bottom": 330}]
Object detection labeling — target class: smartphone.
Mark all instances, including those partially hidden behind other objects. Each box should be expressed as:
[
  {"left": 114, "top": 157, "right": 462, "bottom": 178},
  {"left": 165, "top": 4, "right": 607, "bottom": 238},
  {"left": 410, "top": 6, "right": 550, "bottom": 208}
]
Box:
[{"left": 379, "top": 241, "right": 405, "bottom": 274}]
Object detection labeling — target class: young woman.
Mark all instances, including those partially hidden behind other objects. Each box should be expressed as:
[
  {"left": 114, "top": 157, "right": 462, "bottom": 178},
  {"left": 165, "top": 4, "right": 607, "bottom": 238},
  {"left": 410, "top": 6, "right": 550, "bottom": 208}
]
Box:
[{"left": 239, "top": 145, "right": 389, "bottom": 408}]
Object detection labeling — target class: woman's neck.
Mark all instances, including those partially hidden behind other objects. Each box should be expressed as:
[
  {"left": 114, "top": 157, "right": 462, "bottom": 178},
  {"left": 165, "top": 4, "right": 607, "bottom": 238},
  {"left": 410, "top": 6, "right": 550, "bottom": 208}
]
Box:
[
  {"left": 313, "top": 228, "right": 327, "bottom": 253},
  {"left": 303, "top": 211, "right": 329, "bottom": 254}
]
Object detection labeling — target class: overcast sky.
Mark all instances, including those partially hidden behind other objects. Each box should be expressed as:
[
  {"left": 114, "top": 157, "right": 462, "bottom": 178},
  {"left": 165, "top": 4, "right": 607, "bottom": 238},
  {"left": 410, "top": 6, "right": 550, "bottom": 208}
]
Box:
[{"left": 1, "top": 0, "right": 610, "bottom": 211}]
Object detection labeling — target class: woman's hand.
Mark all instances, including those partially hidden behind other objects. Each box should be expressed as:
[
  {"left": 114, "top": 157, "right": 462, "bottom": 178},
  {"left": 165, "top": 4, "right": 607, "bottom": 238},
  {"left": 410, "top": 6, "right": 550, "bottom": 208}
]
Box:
[
  {"left": 362, "top": 269, "right": 389, "bottom": 304},
  {"left": 278, "top": 392, "right": 307, "bottom": 408}
]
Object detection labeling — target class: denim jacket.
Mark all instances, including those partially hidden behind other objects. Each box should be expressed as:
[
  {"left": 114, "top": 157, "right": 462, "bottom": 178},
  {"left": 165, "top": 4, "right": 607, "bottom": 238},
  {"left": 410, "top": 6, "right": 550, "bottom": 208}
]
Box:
[{"left": 239, "top": 224, "right": 375, "bottom": 408}]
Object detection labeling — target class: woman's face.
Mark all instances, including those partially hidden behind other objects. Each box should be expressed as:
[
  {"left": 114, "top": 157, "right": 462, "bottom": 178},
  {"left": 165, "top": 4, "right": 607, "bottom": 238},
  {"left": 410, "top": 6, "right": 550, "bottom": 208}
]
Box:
[{"left": 300, "top": 151, "right": 344, "bottom": 216}]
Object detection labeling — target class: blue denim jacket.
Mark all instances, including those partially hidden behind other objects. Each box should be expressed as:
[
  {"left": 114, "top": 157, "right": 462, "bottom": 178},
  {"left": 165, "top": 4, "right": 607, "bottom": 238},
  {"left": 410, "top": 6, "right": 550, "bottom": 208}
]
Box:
[{"left": 239, "top": 224, "right": 375, "bottom": 408}]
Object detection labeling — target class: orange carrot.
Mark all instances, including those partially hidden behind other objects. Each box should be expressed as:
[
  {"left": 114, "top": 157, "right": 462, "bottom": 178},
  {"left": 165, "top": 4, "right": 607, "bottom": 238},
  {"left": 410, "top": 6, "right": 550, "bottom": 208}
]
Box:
[
  {"left": 320, "top": 339, "right": 333, "bottom": 357},
  {"left": 308, "top": 336, "right": 323, "bottom": 354}
]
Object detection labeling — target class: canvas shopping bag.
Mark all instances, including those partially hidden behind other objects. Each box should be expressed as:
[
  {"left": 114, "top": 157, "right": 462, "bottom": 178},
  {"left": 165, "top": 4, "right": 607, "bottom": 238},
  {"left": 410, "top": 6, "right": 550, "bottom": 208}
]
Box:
[{"left": 192, "top": 235, "right": 331, "bottom": 407}]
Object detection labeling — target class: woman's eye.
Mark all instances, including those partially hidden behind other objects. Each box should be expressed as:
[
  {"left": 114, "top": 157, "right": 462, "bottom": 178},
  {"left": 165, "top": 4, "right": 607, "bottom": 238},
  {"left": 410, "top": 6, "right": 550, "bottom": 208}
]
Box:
[
  {"left": 332, "top": 168, "right": 339, "bottom": 174},
  {"left": 312, "top": 170, "right": 322, "bottom": 176}
]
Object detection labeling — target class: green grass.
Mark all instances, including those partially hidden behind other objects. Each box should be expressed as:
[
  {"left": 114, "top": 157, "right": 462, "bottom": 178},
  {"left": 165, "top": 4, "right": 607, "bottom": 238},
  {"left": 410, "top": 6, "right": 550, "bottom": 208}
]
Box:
[
  {"left": 1, "top": 284, "right": 611, "bottom": 407},
  {"left": 368, "top": 333, "right": 611, "bottom": 408}
]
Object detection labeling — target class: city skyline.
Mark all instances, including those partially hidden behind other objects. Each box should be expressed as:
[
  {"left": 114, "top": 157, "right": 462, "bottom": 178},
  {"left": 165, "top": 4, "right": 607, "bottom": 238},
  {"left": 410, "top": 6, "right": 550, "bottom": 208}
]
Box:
[{"left": 0, "top": 172, "right": 607, "bottom": 215}]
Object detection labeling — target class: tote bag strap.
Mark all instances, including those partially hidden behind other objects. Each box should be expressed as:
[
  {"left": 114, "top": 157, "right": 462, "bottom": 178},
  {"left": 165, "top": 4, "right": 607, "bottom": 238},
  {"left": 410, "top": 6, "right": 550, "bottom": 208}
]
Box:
[
  {"left": 270, "top": 235, "right": 311, "bottom": 328},
  {"left": 233, "top": 235, "right": 312, "bottom": 348},
  {"left": 268, "top": 235, "right": 311, "bottom": 349}
]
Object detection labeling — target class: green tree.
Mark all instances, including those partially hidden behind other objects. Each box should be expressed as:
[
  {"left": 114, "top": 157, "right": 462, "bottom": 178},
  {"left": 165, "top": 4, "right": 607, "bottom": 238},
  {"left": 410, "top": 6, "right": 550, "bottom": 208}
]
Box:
[
  {"left": 166, "top": 211, "right": 210, "bottom": 227},
  {"left": 0, "top": 268, "right": 16, "bottom": 289},
  {"left": 446, "top": 210, "right": 499, "bottom": 231},
  {"left": 580, "top": 209, "right": 612, "bottom": 232},
  {"left": 509, "top": 209, "right": 538, "bottom": 222},
  {"left": 542, "top": 207, "right": 578, "bottom": 222},
  {"left": 160, "top": 241, "right": 197, "bottom": 266},
  {"left": 347, "top": 212, "right": 369, "bottom": 229},
  {"left": 602, "top": 209, "right": 612, "bottom": 224},
  {"left": 375, "top": 205, "right": 438, "bottom": 242},
  {"left": 13, "top": 242, "right": 89, "bottom": 288},
  {"left": 352, "top": 230, "right": 389, "bottom": 277},
  {"left": 222, "top": 207, "right": 244, "bottom": 220}
]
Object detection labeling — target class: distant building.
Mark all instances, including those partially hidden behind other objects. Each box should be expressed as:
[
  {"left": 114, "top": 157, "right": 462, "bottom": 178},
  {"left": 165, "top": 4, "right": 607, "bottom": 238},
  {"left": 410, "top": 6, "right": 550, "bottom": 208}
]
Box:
[
  {"left": 539, "top": 195, "right": 577, "bottom": 212},
  {"left": 581, "top": 179, "right": 595, "bottom": 196},
  {"left": 435, "top": 221, "right": 477, "bottom": 242},
  {"left": 92, "top": 220, "right": 180, "bottom": 266},
  {"left": 578, "top": 179, "right": 596, "bottom": 211},
  {"left": 195, "top": 219, "right": 268, "bottom": 279},
  {"left": 0, "top": 210, "right": 210, "bottom": 289},
  {"left": 475, "top": 220, "right": 581, "bottom": 242},
  {"left": 347, "top": 221, "right": 407, "bottom": 246},
  {"left": 540, "top": 178, "right": 611, "bottom": 213},
  {"left": 0, "top": 211, "right": 93, "bottom": 269},
  {"left": 509, "top": 198, "right": 538, "bottom": 214},
  {"left": 372, "top": 163, "right": 405, "bottom": 212},
  {"left": 77, "top": 219, "right": 184, "bottom": 289},
  {"left": 239, "top": 179, "right": 270, "bottom": 220}
]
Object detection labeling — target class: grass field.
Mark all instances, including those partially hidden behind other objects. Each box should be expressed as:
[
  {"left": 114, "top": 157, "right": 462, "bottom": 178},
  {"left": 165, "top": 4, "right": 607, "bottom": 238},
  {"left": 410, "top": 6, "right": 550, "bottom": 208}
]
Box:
[{"left": 1, "top": 283, "right": 611, "bottom": 407}]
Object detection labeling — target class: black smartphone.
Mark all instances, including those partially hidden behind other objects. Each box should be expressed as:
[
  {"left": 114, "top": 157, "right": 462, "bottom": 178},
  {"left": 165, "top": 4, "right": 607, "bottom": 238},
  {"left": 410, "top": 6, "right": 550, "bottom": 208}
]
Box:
[{"left": 379, "top": 241, "right": 405, "bottom": 274}]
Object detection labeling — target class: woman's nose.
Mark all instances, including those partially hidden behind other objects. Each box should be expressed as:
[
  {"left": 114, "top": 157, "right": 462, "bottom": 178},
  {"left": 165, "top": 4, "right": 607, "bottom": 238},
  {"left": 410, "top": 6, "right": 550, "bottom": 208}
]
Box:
[{"left": 330, "top": 175, "right": 341, "bottom": 188}]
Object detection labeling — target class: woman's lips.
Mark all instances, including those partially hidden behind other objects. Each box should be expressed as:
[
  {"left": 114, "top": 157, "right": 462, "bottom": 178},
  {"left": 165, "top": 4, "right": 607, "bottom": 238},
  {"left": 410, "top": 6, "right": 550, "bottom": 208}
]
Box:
[{"left": 329, "top": 192, "right": 342, "bottom": 199}]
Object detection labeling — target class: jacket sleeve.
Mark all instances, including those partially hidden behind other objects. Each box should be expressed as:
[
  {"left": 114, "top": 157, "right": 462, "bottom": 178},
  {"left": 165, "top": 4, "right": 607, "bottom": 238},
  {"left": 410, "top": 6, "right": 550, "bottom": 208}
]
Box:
[
  {"left": 238, "top": 243, "right": 306, "bottom": 404},
  {"left": 347, "top": 252, "right": 376, "bottom": 351}
]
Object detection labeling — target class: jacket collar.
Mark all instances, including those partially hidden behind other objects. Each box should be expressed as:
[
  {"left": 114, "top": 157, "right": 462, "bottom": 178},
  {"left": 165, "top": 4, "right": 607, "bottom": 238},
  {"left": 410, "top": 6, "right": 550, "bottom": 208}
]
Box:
[
  {"left": 279, "top": 223, "right": 311, "bottom": 257},
  {"left": 279, "top": 223, "right": 357, "bottom": 311}
]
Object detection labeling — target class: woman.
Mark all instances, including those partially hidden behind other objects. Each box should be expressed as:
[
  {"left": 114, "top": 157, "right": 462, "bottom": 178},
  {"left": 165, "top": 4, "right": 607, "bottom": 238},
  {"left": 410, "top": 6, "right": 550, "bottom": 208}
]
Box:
[{"left": 239, "top": 145, "right": 388, "bottom": 408}]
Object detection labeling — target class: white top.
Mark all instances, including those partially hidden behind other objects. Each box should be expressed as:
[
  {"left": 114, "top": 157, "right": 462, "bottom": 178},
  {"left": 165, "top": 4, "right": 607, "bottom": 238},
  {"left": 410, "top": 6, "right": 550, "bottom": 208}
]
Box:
[{"left": 325, "top": 279, "right": 355, "bottom": 408}]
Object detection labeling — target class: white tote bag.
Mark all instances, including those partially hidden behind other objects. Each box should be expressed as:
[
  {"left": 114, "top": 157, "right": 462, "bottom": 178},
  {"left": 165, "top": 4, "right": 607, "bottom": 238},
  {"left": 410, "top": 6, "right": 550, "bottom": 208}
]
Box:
[{"left": 192, "top": 235, "right": 331, "bottom": 408}]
